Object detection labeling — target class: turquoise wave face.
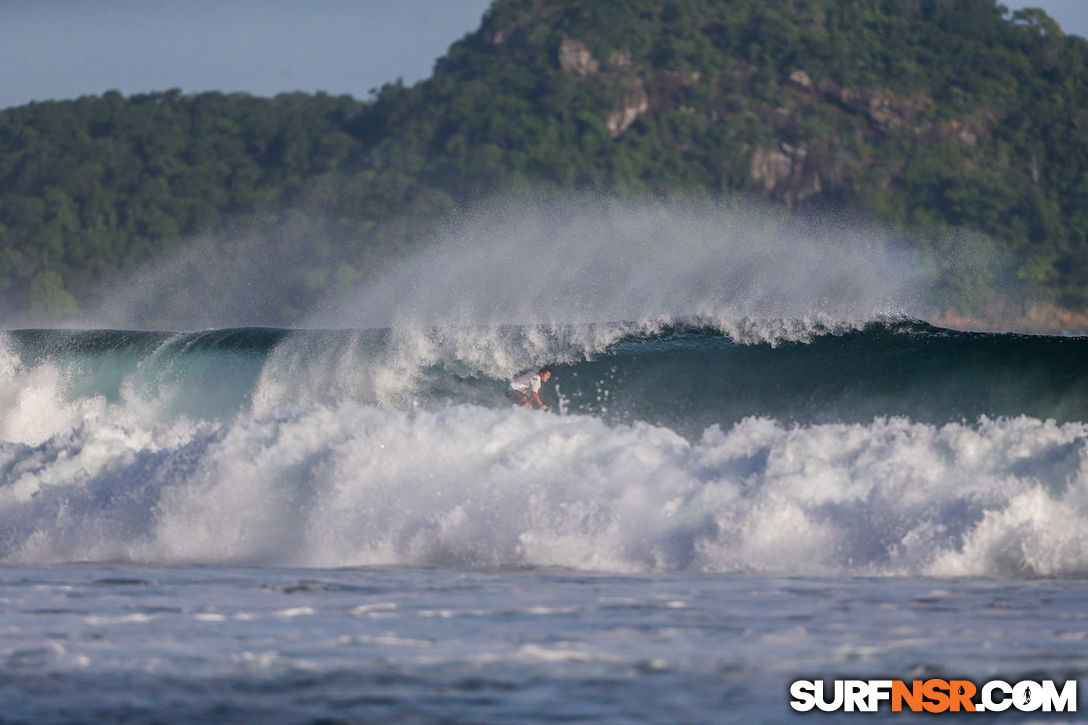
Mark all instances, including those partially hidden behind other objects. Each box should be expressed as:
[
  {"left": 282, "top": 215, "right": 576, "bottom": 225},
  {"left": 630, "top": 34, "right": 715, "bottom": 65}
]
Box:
[
  {"left": 2, "top": 328, "right": 289, "bottom": 424},
  {"left": 5, "top": 320, "right": 1088, "bottom": 436}
]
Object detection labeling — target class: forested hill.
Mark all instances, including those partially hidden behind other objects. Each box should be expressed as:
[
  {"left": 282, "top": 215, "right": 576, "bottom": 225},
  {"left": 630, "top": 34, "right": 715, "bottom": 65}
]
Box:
[{"left": 1, "top": 0, "right": 1086, "bottom": 326}]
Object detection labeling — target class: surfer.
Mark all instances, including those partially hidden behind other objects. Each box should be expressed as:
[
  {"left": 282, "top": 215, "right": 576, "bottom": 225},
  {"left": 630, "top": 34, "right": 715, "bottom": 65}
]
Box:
[{"left": 505, "top": 366, "right": 552, "bottom": 409}]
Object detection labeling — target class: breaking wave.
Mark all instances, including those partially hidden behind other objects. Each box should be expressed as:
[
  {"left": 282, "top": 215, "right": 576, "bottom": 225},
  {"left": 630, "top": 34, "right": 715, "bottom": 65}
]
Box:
[{"left": 2, "top": 320, "right": 1088, "bottom": 577}]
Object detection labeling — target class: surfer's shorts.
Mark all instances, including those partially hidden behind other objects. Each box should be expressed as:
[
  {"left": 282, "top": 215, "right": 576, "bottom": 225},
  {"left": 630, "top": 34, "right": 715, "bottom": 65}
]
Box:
[{"left": 505, "top": 386, "right": 529, "bottom": 405}]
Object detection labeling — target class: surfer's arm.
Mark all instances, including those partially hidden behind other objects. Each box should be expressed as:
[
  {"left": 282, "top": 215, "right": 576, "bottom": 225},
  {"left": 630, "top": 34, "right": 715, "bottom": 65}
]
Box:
[{"left": 532, "top": 391, "right": 547, "bottom": 409}]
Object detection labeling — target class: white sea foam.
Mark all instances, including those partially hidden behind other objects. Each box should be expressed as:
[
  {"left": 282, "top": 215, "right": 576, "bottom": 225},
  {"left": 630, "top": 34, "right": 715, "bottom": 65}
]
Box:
[
  {"left": 2, "top": 400, "right": 1087, "bottom": 578},
  {"left": 0, "top": 333, "right": 219, "bottom": 446},
  {"left": 250, "top": 321, "right": 660, "bottom": 413}
]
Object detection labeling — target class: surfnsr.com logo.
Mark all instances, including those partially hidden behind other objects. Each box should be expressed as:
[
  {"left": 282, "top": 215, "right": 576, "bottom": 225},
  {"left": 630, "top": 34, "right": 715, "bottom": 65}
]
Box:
[{"left": 790, "top": 679, "right": 1077, "bottom": 713}]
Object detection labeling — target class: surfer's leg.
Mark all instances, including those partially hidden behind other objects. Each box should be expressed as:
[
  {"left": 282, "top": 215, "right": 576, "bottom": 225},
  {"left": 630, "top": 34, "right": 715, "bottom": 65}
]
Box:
[{"left": 505, "top": 388, "right": 529, "bottom": 406}]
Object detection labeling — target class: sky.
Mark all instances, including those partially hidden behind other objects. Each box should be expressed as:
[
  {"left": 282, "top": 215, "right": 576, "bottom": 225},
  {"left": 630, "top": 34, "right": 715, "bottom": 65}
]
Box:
[
  {"left": 1004, "top": 0, "right": 1088, "bottom": 36},
  {"left": 0, "top": 0, "right": 493, "bottom": 109},
  {"left": 0, "top": 0, "right": 1085, "bottom": 111}
]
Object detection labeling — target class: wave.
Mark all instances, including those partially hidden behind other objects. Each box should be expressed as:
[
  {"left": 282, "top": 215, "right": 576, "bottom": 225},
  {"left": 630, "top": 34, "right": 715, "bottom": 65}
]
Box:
[
  {"left": 3, "top": 319, "right": 1088, "bottom": 442},
  {"left": 3, "top": 319, "right": 1087, "bottom": 576}
]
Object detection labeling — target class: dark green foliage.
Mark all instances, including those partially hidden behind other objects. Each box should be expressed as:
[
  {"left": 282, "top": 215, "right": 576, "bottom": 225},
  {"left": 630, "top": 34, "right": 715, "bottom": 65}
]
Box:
[{"left": 0, "top": 0, "right": 1086, "bottom": 323}]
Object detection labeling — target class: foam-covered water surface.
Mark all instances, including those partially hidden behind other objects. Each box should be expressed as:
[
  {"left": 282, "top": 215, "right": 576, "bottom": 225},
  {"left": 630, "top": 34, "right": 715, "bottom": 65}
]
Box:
[{"left": 4, "top": 402, "right": 1088, "bottom": 578}]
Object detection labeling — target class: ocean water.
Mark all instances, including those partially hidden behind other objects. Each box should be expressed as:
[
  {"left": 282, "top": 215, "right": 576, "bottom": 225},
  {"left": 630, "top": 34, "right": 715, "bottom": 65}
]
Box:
[{"left": 2, "top": 320, "right": 1087, "bottom": 722}]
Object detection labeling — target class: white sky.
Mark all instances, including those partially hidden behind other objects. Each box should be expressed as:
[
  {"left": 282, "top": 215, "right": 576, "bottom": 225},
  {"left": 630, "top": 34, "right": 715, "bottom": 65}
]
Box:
[{"left": 0, "top": 1, "right": 1084, "bottom": 111}]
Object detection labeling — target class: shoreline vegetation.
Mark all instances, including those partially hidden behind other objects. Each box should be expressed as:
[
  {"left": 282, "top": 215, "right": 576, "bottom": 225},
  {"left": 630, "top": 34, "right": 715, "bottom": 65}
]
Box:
[{"left": 1, "top": 0, "right": 1086, "bottom": 331}]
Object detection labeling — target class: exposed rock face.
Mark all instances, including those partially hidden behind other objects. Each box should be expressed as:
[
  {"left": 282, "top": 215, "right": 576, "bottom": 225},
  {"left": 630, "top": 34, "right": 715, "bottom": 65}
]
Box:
[
  {"left": 750, "top": 144, "right": 826, "bottom": 206},
  {"left": 608, "top": 51, "right": 632, "bottom": 69},
  {"left": 924, "top": 119, "right": 980, "bottom": 146},
  {"left": 558, "top": 37, "right": 600, "bottom": 76},
  {"left": 788, "top": 70, "right": 813, "bottom": 91},
  {"left": 607, "top": 79, "right": 650, "bottom": 137},
  {"left": 820, "top": 81, "right": 927, "bottom": 132},
  {"left": 751, "top": 147, "right": 794, "bottom": 193},
  {"left": 605, "top": 70, "right": 700, "bottom": 137},
  {"left": 552, "top": 44, "right": 969, "bottom": 201},
  {"left": 864, "top": 91, "right": 905, "bottom": 130}
]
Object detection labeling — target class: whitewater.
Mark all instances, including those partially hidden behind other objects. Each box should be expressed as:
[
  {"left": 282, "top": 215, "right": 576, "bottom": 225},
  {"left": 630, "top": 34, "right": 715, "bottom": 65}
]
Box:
[
  {"left": 3, "top": 321, "right": 1088, "bottom": 579},
  {"left": 2, "top": 201, "right": 1085, "bottom": 722}
]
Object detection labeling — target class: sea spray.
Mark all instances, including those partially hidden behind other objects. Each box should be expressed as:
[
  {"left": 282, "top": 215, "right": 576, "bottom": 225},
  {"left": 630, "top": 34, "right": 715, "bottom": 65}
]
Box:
[{"left": 309, "top": 197, "right": 925, "bottom": 333}]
